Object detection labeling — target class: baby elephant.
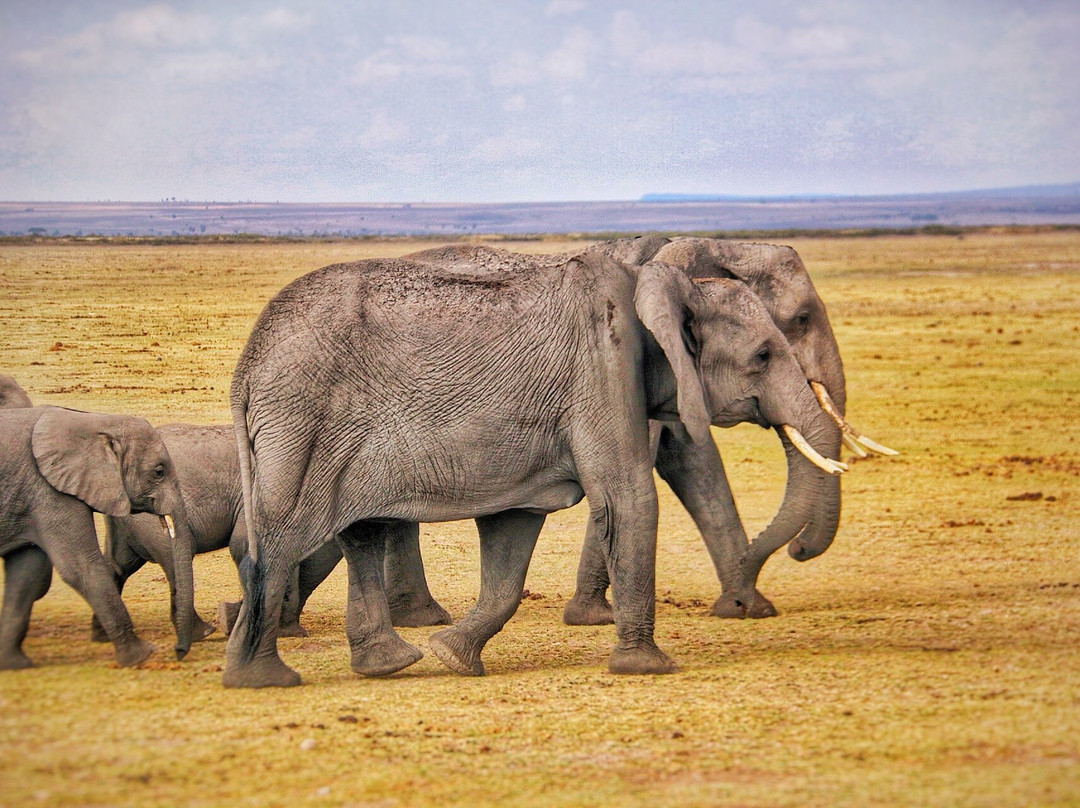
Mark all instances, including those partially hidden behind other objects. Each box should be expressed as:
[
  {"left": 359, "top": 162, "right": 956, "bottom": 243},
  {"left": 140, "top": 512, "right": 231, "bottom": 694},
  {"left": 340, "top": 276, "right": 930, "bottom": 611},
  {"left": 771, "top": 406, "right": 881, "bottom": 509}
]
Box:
[
  {"left": 94, "top": 424, "right": 448, "bottom": 649},
  {"left": 0, "top": 406, "right": 194, "bottom": 670}
]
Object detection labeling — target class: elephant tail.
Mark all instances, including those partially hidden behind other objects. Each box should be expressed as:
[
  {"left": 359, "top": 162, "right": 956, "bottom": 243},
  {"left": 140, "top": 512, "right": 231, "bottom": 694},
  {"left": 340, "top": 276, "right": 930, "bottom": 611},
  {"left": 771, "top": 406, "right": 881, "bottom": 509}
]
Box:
[{"left": 231, "top": 397, "right": 259, "bottom": 566}]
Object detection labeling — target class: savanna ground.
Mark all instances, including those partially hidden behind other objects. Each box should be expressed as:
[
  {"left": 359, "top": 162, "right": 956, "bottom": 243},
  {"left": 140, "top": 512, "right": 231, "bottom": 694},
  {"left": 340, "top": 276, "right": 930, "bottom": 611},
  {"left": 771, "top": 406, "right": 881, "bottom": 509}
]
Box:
[{"left": 0, "top": 230, "right": 1078, "bottom": 808}]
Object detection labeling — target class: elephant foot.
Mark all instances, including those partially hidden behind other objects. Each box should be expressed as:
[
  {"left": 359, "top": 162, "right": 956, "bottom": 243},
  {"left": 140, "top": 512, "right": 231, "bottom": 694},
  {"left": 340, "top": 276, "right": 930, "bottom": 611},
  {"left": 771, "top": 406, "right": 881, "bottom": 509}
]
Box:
[
  {"left": 350, "top": 635, "right": 423, "bottom": 677},
  {"left": 194, "top": 616, "right": 218, "bottom": 642},
  {"left": 389, "top": 598, "right": 453, "bottom": 628},
  {"left": 223, "top": 654, "right": 302, "bottom": 689},
  {"left": 277, "top": 621, "right": 309, "bottom": 639},
  {"left": 0, "top": 649, "right": 34, "bottom": 670},
  {"left": 562, "top": 594, "right": 615, "bottom": 626},
  {"left": 90, "top": 616, "right": 110, "bottom": 643},
  {"left": 608, "top": 643, "right": 678, "bottom": 676},
  {"left": 217, "top": 601, "right": 241, "bottom": 636},
  {"left": 710, "top": 589, "right": 778, "bottom": 619},
  {"left": 115, "top": 638, "right": 155, "bottom": 668},
  {"left": 429, "top": 627, "right": 485, "bottom": 676}
]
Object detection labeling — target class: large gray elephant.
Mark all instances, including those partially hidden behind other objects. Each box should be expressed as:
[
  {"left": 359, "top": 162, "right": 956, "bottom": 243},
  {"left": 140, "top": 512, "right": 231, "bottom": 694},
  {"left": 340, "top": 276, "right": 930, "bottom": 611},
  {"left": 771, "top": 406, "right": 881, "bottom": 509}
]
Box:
[
  {"left": 0, "top": 406, "right": 196, "bottom": 669},
  {"left": 223, "top": 249, "right": 844, "bottom": 688},
  {"left": 95, "top": 424, "right": 449, "bottom": 647}
]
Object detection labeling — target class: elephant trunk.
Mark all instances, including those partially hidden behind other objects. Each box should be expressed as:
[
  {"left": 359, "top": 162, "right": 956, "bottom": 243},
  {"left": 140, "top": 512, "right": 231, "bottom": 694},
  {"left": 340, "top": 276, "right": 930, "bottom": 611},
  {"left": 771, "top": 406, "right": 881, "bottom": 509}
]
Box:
[
  {"left": 166, "top": 511, "right": 196, "bottom": 660},
  {"left": 154, "top": 481, "right": 196, "bottom": 660},
  {"left": 739, "top": 396, "right": 843, "bottom": 597}
]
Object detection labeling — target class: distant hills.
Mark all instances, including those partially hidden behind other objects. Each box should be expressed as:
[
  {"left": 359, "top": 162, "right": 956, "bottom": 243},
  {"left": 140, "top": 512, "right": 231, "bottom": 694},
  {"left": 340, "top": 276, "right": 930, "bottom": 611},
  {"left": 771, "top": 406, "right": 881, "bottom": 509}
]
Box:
[{"left": 2, "top": 183, "right": 1079, "bottom": 238}]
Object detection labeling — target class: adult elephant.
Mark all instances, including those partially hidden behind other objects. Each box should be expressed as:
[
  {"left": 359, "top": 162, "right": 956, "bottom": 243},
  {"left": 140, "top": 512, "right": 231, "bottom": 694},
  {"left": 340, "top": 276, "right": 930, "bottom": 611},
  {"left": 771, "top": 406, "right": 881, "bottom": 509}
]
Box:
[
  {"left": 257, "top": 237, "right": 896, "bottom": 631},
  {"left": 0, "top": 406, "right": 196, "bottom": 669},
  {"left": 223, "top": 249, "right": 845, "bottom": 688},
  {"left": 95, "top": 424, "right": 449, "bottom": 648},
  {"left": 561, "top": 237, "right": 895, "bottom": 622}
]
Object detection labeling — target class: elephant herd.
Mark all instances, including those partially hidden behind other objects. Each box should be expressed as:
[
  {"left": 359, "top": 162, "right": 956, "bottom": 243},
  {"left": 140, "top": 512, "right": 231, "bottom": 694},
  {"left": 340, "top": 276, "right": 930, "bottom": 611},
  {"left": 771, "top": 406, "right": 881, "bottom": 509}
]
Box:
[{"left": 0, "top": 237, "right": 895, "bottom": 688}]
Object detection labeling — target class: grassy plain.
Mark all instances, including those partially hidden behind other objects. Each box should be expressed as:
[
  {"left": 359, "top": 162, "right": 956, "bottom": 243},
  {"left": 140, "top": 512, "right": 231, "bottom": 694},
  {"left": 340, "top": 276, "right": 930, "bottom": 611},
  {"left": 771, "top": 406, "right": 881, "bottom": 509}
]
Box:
[{"left": 0, "top": 231, "right": 1078, "bottom": 807}]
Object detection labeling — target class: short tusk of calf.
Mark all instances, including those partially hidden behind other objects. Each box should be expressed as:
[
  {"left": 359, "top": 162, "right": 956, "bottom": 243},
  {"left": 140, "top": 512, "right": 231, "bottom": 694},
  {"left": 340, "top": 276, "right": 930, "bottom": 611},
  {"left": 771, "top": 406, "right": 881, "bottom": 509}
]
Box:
[
  {"left": 810, "top": 381, "right": 900, "bottom": 457},
  {"left": 781, "top": 424, "right": 847, "bottom": 475},
  {"left": 161, "top": 514, "right": 176, "bottom": 539}
]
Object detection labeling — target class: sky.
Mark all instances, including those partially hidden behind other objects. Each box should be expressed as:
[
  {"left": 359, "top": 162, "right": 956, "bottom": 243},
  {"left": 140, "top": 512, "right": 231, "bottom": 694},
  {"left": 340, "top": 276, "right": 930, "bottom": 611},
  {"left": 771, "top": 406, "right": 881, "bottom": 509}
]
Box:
[{"left": 1, "top": 1, "right": 1078, "bottom": 203}]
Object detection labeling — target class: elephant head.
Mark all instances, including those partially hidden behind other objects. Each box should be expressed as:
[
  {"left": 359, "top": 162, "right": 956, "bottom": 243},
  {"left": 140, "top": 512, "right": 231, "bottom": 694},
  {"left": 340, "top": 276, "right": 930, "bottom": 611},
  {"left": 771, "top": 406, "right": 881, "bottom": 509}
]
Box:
[
  {"left": 640, "top": 238, "right": 895, "bottom": 565},
  {"left": 30, "top": 407, "right": 197, "bottom": 657},
  {"left": 635, "top": 265, "right": 846, "bottom": 567},
  {"left": 0, "top": 375, "right": 32, "bottom": 409}
]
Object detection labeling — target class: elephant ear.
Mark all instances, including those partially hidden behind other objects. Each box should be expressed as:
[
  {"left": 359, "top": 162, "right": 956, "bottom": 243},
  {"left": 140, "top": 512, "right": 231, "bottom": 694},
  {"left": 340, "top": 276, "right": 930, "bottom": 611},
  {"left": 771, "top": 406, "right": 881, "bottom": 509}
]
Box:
[
  {"left": 633, "top": 262, "right": 712, "bottom": 444},
  {"left": 31, "top": 408, "right": 132, "bottom": 516}
]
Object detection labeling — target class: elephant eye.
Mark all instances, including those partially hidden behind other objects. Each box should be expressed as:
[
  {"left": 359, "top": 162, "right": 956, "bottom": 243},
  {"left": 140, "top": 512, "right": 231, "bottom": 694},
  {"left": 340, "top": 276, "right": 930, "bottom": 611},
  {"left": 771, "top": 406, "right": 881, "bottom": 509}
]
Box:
[
  {"left": 796, "top": 312, "right": 810, "bottom": 327},
  {"left": 753, "top": 346, "right": 771, "bottom": 370},
  {"left": 152, "top": 464, "right": 166, "bottom": 481}
]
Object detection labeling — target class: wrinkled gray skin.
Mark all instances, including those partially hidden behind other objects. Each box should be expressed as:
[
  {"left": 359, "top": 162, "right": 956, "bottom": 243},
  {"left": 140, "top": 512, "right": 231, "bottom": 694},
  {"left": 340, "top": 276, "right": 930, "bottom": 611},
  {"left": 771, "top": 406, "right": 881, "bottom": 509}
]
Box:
[
  {"left": 95, "top": 424, "right": 447, "bottom": 647},
  {"left": 0, "top": 405, "right": 195, "bottom": 669},
  {"left": 223, "top": 249, "right": 839, "bottom": 688}
]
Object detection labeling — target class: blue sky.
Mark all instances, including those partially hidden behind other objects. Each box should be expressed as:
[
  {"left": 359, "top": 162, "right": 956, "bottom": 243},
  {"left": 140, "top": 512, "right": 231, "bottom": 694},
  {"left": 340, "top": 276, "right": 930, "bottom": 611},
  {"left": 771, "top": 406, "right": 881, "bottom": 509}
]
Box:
[{"left": 2, "top": 1, "right": 1078, "bottom": 202}]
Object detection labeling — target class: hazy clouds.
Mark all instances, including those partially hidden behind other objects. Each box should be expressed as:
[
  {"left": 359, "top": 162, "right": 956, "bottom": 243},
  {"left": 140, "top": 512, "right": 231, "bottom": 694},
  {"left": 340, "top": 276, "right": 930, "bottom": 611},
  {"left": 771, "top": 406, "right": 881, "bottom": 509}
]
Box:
[{"left": 2, "top": 1, "right": 1077, "bottom": 202}]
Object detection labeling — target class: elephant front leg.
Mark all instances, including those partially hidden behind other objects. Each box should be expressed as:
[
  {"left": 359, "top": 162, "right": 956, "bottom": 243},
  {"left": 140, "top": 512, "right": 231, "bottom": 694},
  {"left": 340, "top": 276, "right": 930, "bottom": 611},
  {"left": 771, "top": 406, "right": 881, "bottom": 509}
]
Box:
[
  {"left": 338, "top": 522, "right": 423, "bottom": 677},
  {"left": 0, "top": 545, "right": 53, "bottom": 670},
  {"left": 655, "top": 424, "right": 776, "bottom": 619},
  {"left": 429, "top": 509, "right": 545, "bottom": 676},
  {"left": 383, "top": 522, "right": 452, "bottom": 627},
  {"left": 562, "top": 519, "right": 615, "bottom": 626},
  {"left": 222, "top": 553, "right": 301, "bottom": 688},
  {"left": 596, "top": 484, "right": 678, "bottom": 676}
]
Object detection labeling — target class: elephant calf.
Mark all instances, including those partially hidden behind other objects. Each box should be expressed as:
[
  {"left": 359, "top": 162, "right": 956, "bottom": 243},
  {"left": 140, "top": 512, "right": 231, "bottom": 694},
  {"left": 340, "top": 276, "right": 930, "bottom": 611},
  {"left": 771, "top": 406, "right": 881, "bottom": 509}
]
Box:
[
  {"left": 95, "top": 424, "right": 449, "bottom": 649},
  {"left": 0, "top": 406, "right": 195, "bottom": 669}
]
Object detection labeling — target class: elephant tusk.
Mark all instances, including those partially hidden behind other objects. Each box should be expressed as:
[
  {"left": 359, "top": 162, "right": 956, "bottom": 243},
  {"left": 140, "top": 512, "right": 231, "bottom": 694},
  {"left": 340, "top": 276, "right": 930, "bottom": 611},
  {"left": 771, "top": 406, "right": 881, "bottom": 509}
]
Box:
[
  {"left": 781, "top": 424, "right": 847, "bottom": 475},
  {"left": 841, "top": 433, "right": 869, "bottom": 458},
  {"left": 162, "top": 514, "right": 176, "bottom": 539},
  {"left": 810, "top": 381, "right": 899, "bottom": 457}
]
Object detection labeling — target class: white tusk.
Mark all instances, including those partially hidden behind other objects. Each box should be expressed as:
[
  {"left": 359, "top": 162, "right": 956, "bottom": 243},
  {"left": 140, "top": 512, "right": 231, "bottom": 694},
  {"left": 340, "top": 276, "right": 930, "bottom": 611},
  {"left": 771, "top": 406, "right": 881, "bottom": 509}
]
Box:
[
  {"left": 841, "top": 433, "right": 869, "bottom": 458},
  {"left": 162, "top": 514, "right": 176, "bottom": 539},
  {"left": 782, "top": 424, "right": 847, "bottom": 475},
  {"left": 855, "top": 435, "right": 899, "bottom": 456},
  {"left": 810, "top": 381, "right": 899, "bottom": 457}
]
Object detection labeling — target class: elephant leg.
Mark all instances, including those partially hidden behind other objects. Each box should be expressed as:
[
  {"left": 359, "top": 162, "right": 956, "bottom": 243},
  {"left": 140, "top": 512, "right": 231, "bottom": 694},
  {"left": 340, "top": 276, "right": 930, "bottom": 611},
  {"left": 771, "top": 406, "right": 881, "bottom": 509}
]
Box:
[
  {"left": 0, "top": 545, "right": 53, "bottom": 670},
  {"left": 277, "top": 539, "right": 343, "bottom": 637},
  {"left": 562, "top": 518, "right": 615, "bottom": 625},
  {"left": 338, "top": 522, "right": 423, "bottom": 677},
  {"left": 39, "top": 510, "right": 154, "bottom": 668},
  {"left": 384, "top": 522, "right": 452, "bottom": 627},
  {"left": 429, "top": 509, "right": 545, "bottom": 676},
  {"left": 218, "top": 526, "right": 251, "bottom": 636},
  {"left": 655, "top": 424, "right": 777, "bottom": 619},
  {"left": 276, "top": 563, "right": 308, "bottom": 638},
  {"left": 90, "top": 537, "right": 145, "bottom": 643},
  {"left": 152, "top": 537, "right": 217, "bottom": 644},
  {"left": 222, "top": 549, "right": 301, "bottom": 689}
]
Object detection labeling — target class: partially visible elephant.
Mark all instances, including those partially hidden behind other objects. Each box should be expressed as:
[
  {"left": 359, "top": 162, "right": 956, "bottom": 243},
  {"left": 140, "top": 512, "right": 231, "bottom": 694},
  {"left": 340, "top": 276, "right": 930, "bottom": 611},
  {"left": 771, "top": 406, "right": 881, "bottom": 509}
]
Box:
[
  {"left": 561, "top": 236, "right": 895, "bottom": 621},
  {"left": 223, "top": 249, "right": 844, "bottom": 688},
  {"left": 0, "top": 406, "right": 196, "bottom": 669},
  {"left": 0, "top": 375, "right": 33, "bottom": 409},
  {"left": 95, "top": 424, "right": 448, "bottom": 648}
]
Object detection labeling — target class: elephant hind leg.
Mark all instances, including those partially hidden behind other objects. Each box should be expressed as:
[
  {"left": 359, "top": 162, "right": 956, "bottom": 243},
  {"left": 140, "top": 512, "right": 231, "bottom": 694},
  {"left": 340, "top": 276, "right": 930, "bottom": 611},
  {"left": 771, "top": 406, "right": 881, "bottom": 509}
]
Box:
[
  {"left": 222, "top": 554, "right": 300, "bottom": 688},
  {"left": 0, "top": 545, "right": 53, "bottom": 670},
  {"left": 339, "top": 522, "right": 422, "bottom": 677},
  {"left": 429, "top": 509, "right": 545, "bottom": 676},
  {"left": 384, "top": 522, "right": 452, "bottom": 627},
  {"left": 562, "top": 518, "right": 614, "bottom": 626}
]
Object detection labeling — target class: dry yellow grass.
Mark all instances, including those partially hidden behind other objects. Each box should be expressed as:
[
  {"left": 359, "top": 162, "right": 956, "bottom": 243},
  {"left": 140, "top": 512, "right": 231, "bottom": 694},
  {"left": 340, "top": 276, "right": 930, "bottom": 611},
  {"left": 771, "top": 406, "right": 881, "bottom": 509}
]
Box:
[{"left": 0, "top": 232, "right": 1078, "bottom": 807}]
